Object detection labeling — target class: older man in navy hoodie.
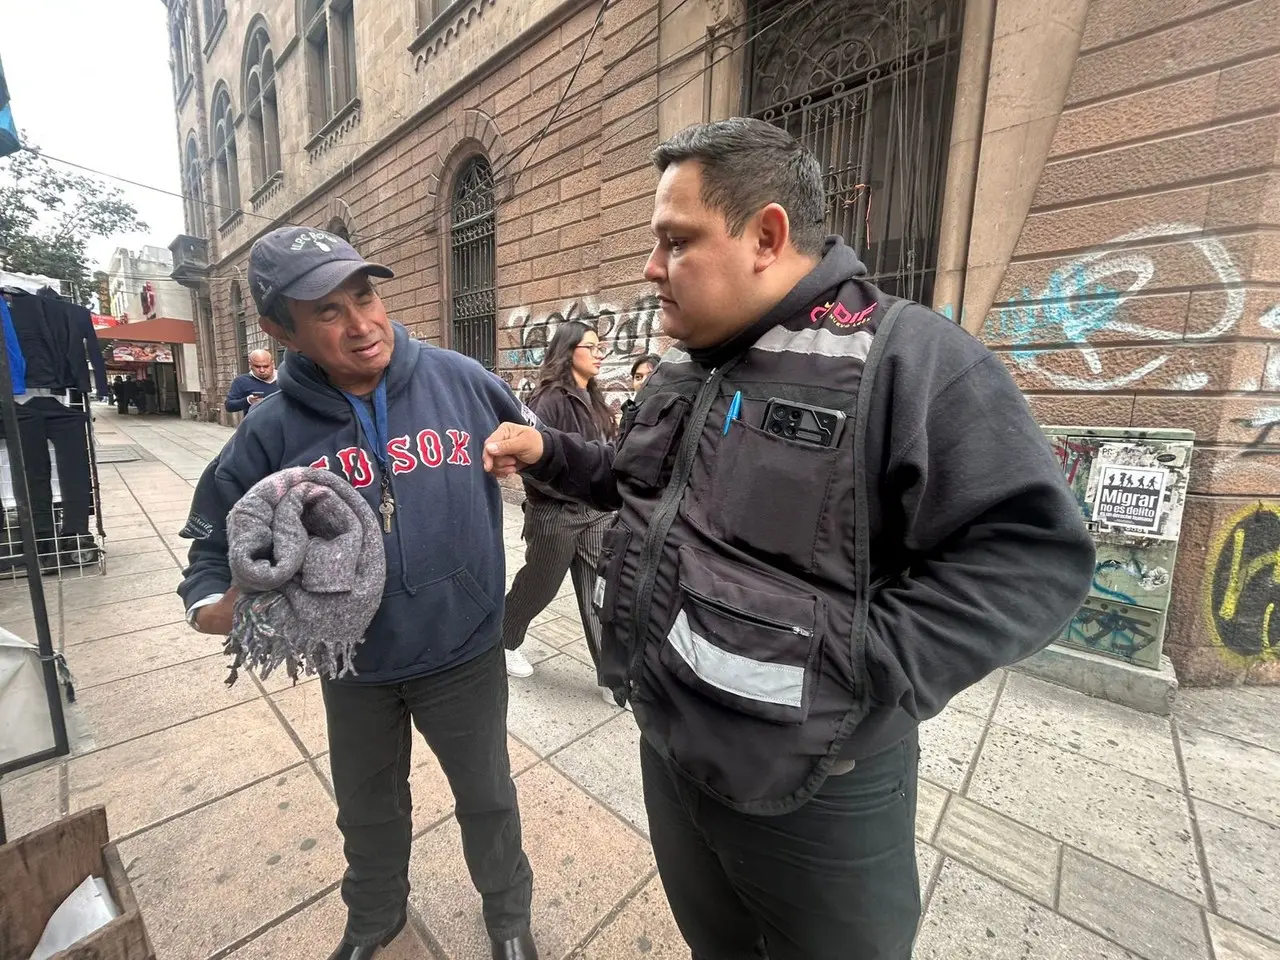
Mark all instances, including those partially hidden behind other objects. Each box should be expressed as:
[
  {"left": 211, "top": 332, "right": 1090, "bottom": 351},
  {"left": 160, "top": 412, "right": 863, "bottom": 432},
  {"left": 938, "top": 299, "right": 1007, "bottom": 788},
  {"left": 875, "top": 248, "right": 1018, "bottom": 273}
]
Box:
[{"left": 177, "top": 227, "right": 539, "bottom": 960}]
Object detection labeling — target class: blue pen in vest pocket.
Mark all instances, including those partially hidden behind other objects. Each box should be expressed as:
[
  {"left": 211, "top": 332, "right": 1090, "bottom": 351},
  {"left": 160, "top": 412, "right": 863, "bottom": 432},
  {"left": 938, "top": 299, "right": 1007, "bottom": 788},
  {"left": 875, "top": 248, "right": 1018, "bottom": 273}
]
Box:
[{"left": 723, "top": 390, "right": 742, "bottom": 436}]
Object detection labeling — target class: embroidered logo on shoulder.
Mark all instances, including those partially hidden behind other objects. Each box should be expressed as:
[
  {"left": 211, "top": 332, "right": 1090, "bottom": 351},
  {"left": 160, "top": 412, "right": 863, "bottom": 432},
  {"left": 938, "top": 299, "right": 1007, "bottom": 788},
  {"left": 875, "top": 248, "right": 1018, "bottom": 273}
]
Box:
[
  {"left": 181, "top": 514, "right": 215, "bottom": 540},
  {"left": 811, "top": 301, "right": 876, "bottom": 328}
]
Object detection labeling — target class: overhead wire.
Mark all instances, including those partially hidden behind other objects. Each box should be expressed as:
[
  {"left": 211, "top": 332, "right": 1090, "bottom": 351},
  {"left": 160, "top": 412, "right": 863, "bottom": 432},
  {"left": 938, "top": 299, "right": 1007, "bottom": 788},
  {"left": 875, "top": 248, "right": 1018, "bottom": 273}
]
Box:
[
  {"left": 347, "top": 0, "right": 730, "bottom": 251},
  {"left": 360, "top": 0, "right": 817, "bottom": 263},
  {"left": 510, "top": 0, "right": 611, "bottom": 187},
  {"left": 22, "top": 0, "right": 692, "bottom": 243},
  {"left": 19, "top": 0, "right": 812, "bottom": 285}
]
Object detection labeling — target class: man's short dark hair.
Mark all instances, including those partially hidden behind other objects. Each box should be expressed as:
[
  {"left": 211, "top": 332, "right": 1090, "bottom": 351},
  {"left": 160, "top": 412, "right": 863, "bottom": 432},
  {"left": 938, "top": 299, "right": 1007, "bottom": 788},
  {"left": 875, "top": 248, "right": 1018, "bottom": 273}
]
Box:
[{"left": 652, "top": 118, "right": 827, "bottom": 257}]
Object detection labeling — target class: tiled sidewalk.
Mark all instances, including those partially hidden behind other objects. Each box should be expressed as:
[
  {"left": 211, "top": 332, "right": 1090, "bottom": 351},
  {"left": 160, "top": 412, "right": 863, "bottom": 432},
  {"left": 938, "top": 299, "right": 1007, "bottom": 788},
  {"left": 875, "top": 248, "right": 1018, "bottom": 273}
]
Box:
[{"left": 1, "top": 407, "right": 1278, "bottom": 960}]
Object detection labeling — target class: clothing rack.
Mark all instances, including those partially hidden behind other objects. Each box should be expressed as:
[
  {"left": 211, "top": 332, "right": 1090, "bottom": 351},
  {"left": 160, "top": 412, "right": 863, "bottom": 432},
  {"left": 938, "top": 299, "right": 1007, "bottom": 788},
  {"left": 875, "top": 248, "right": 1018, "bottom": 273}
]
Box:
[
  {"left": 0, "top": 286, "right": 108, "bottom": 580},
  {"left": 0, "top": 316, "right": 71, "bottom": 809}
]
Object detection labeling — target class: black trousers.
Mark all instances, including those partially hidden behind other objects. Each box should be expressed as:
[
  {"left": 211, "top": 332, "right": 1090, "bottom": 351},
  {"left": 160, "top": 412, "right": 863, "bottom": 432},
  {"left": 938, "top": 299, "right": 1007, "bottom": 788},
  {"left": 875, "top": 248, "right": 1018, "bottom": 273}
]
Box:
[
  {"left": 320, "top": 645, "right": 534, "bottom": 946},
  {"left": 641, "top": 731, "right": 921, "bottom": 960},
  {"left": 502, "top": 499, "right": 610, "bottom": 666},
  {"left": 2, "top": 397, "right": 92, "bottom": 539}
]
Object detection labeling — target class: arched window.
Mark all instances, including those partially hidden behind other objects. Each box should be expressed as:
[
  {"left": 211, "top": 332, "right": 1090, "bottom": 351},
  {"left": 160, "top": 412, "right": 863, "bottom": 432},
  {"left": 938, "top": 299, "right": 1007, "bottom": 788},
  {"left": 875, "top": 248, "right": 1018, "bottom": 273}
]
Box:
[
  {"left": 305, "top": 0, "right": 358, "bottom": 133},
  {"left": 231, "top": 281, "right": 249, "bottom": 375},
  {"left": 326, "top": 217, "right": 351, "bottom": 243},
  {"left": 171, "top": 3, "right": 192, "bottom": 97},
  {"left": 184, "top": 134, "right": 205, "bottom": 238},
  {"left": 449, "top": 155, "right": 496, "bottom": 369},
  {"left": 244, "top": 25, "right": 281, "bottom": 188},
  {"left": 745, "top": 0, "right": 962, "bottom": 303},
  {"left": 211, "top": 87, "right": 240, "bottom": 216}
]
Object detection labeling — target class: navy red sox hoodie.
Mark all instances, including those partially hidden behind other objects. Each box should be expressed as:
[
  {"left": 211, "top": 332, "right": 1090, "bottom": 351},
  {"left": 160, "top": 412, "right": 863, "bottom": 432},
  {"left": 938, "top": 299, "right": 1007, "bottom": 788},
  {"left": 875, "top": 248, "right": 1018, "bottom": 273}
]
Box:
[{"left": 177, "top": 322, "right": 538, "bottom": 683}]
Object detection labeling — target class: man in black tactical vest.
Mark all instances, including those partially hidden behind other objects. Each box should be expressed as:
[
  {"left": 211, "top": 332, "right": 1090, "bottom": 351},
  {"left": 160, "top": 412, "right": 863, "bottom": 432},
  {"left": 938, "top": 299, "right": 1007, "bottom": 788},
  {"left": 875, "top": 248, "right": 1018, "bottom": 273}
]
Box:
[{"left": 482, "top": 118, "right": 1095, "bottom": 959}]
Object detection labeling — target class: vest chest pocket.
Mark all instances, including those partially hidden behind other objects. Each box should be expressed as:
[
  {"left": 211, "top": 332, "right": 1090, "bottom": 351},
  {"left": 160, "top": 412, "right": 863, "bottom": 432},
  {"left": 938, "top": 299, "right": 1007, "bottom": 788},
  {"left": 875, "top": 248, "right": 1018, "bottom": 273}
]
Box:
[
  {"left": 613, "top": 392, "right": 691, "bottom": 490},
  {"left": 705, "top": 418, "right": 841, "bottom": 574}
]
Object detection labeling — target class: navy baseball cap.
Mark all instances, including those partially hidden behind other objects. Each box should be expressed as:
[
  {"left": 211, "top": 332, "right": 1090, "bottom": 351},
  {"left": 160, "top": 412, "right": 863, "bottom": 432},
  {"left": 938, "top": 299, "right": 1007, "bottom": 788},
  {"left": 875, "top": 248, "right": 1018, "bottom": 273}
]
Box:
[{"left": 248, "top": 226, "right": 394, "bottom": 315}]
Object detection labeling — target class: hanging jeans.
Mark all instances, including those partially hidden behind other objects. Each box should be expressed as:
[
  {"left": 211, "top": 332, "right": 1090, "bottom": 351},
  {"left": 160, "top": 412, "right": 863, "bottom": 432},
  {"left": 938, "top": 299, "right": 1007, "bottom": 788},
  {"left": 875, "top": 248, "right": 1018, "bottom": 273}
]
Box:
[{"left": 2, "top": 397, "right": 92, "bottom": 543}]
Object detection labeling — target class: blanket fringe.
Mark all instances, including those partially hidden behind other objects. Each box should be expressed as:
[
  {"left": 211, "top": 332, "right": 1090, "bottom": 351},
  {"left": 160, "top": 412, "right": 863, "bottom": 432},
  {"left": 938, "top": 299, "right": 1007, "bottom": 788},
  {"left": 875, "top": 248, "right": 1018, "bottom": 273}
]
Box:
[{"left": 225, "top": 592, "right": 361, "bottom": 686}]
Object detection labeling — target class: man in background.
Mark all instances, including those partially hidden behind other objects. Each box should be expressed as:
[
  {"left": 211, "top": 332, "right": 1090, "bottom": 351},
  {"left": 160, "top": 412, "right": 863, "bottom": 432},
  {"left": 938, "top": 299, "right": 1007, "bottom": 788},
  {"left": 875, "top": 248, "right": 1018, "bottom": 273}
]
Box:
[
  {"left": 141, "top": 374, "right": 157, "bottom": 414},
  {"left": 116, "top": 376, "right": 135, "bottom": 415},
  {"left": 225, "top": 349, "right": 281, "bottom": 415}
]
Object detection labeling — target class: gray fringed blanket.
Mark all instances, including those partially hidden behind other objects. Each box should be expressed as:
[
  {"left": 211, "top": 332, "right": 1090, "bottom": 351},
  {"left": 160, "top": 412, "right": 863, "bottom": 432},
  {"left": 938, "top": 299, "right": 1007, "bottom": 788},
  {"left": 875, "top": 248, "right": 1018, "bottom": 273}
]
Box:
[{"left": 224, "top": 466, "right": 385, "bottom": 685}]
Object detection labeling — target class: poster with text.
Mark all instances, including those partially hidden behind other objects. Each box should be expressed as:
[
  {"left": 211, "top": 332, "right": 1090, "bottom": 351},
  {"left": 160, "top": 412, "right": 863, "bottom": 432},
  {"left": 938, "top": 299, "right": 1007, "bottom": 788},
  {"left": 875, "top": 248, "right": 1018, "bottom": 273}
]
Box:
[{"left": 1092, "top": 464, "right": 1168, "bottom": 533}]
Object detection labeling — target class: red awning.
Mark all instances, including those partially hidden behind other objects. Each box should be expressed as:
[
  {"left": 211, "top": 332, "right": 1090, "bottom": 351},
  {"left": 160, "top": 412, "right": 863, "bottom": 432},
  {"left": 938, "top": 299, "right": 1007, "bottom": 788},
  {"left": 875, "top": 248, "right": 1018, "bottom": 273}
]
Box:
[{"left": 97, "top": 316, "right": 195, "bottom": 344}]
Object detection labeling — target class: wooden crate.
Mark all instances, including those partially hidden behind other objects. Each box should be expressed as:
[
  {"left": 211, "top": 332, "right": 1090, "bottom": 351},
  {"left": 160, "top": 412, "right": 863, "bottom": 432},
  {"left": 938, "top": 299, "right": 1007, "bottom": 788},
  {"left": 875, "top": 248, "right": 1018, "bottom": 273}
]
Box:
[{"left": 0, "top": 806, "right": 154, "bottom": 960}]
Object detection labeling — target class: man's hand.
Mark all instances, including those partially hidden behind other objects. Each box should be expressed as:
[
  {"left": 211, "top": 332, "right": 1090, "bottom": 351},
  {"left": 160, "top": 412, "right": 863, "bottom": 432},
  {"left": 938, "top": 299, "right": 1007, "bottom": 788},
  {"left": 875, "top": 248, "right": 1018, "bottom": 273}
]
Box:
[
  {"left": 193, "top": 588, "right": 240, "bottom": 635},
  {"left": 483, "top": 423, "right": 544, "bottom": 478},
  {"left": 247, "top": 394, "right": 263, "bottom": 406}
]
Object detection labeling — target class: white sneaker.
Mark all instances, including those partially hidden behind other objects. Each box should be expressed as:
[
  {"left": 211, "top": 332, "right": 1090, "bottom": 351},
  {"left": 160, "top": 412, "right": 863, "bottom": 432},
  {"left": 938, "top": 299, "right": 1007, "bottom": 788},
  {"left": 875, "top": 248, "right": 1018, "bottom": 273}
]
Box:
[
  {"left": 505, "top": 648, "right": 534, "bottom": 678},
  {"left": 601, "top": 686, "right": 617, "bottom": 707}
]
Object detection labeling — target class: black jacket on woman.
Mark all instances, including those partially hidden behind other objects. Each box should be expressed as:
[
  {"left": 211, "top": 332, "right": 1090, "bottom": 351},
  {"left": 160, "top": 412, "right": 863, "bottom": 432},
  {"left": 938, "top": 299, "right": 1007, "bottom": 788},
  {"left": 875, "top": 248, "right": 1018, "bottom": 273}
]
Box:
[{"left": 522, "top": 382, "right": 608, "bottom": 504}]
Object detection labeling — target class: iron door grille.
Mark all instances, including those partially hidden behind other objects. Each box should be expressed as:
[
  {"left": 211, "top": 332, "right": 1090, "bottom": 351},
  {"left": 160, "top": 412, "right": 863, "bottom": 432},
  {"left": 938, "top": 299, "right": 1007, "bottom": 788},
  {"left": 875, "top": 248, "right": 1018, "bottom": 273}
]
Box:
[
  {"left": 450, "top": 156, "right": 497, "bottom": 370},
  {"left": 746, "top": 0, "right": 962, "bottom": 306}
]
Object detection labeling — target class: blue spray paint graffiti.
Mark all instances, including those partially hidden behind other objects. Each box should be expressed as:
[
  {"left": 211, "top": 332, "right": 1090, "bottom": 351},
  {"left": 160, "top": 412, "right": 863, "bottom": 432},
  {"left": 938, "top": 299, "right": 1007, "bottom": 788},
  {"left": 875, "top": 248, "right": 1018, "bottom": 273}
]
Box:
[
  {"left": 985, "top": 263, "right": 1125, "bottom": 364},
  {"left": 983, "top": 224, "right": 1244, "bottom": 390}
]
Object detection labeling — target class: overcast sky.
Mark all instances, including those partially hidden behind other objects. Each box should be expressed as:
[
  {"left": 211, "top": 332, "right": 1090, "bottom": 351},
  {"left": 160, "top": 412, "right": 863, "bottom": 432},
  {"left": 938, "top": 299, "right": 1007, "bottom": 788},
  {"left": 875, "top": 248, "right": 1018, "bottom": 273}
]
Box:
[{"left": 1, "top": 0, "right": 185, "bottom": 271}]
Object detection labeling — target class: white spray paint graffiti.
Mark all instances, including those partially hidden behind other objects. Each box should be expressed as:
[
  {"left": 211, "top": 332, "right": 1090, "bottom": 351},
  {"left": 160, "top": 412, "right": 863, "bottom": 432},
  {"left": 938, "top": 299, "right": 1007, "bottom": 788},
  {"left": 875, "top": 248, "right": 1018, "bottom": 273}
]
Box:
[
  {"left": 986, "top": 223, "right": 1245, "bottom": 390},
  {"left": 1173, "top": 372, "right": 1212, "bottom": 392}
]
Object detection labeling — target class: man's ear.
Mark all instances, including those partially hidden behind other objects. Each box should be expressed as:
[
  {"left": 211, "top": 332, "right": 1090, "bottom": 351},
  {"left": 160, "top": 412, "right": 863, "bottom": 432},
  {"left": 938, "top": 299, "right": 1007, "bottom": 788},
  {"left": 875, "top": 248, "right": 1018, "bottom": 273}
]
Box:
[
  {"left": 259, "top": 315, "right": 293, "bottom": 348},
  {"left": 754, "top": 203, "right": 791, "bottom": 272}
]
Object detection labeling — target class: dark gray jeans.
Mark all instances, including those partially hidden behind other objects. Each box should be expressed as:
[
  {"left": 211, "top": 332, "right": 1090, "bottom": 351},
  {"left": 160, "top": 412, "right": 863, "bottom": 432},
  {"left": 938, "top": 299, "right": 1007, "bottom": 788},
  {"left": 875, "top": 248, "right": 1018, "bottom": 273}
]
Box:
[
  {"left": 320, "top": 645, "right": 533, "bottom": 946},
  {"left": 642, "top": 730, "right": 921, "bottom": 960}
]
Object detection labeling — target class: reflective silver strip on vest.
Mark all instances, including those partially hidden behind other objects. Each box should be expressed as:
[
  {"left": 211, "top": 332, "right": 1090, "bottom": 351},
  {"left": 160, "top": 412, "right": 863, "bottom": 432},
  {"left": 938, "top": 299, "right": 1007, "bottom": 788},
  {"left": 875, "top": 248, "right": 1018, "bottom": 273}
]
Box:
[
  {"left": 667, "top": 610, "right": 805, "bottom": 708},
  {"left": 752, "top": 326, "right": 874, "bottom": 361},
  {"left": 662, "top": 346, "right": 694, "bottom": 366}
]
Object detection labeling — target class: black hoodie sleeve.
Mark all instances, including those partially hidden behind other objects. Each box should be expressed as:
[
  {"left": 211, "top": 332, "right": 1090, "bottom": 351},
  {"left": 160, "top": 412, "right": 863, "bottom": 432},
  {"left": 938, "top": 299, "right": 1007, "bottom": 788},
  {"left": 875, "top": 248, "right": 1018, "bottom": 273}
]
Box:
[
  {"left": 524, "top": 428, "right": 621, "bottom": 512},
  {"left": 480, "top": 373, "right": 621, "bottom": 510},
  {"left": 864, "top": 350, "right": 1095, "bottom": 721},
  {"left": 177, "top": 425, "right": 278, "bottom": 610}
]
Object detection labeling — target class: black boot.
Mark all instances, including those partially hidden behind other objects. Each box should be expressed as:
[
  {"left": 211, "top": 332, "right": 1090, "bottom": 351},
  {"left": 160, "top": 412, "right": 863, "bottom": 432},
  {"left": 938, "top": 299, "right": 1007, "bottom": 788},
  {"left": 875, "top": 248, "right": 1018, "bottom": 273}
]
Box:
[
  {"left": 491, "top": 929, "right": 538, "bottom": 960},
  {"left": 326, "top": 914, "right": 405, "bottom": 960}
]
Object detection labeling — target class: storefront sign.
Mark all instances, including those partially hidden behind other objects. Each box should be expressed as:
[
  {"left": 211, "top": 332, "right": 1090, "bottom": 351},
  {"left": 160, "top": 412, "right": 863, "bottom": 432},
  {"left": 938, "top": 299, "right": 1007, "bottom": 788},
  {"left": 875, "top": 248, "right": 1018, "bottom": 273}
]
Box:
[
  {"left": 1092, "top": 464, "right": 1168, "bottom": 533},
  {"left": 111, "top": 342, "right": 173, "bottom": 363}
]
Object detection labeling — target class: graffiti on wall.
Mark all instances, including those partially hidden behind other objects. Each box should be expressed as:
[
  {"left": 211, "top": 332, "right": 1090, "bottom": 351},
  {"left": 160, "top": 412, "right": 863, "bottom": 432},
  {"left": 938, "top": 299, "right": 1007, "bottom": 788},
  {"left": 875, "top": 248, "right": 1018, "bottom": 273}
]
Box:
[
  {"left": 1092, "top": 551, "right": 1171, "bottom": 606},
  {"left": 1205, "top": 502, "right": 1280, "bottom": 663},
  {"left": 985, "top": 223, "right": 1247, "bottom": 391},
  {"left": 1064, "top": 598, "right": 1161, "bottom": 662},
  {"left": 504, "top": 296, "right": 663, "bottom": 405},
  {"left": 1231, "top": 407, "right": 1280, "bottom": 455}
]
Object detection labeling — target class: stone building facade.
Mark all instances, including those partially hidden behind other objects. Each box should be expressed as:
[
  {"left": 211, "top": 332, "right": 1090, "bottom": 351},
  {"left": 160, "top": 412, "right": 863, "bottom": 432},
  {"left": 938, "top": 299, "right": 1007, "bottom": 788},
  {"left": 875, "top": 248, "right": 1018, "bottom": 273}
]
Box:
[{"left": 164, "top": 0, "right": 1280, "bottom": 685}]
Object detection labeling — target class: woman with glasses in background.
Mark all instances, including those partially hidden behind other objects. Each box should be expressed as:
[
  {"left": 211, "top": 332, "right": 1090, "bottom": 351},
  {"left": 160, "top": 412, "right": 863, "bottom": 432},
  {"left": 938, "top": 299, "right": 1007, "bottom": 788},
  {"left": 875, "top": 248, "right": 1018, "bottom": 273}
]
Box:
[{"left": 501, "top": 321, "right": 619, "bottom": 705}]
